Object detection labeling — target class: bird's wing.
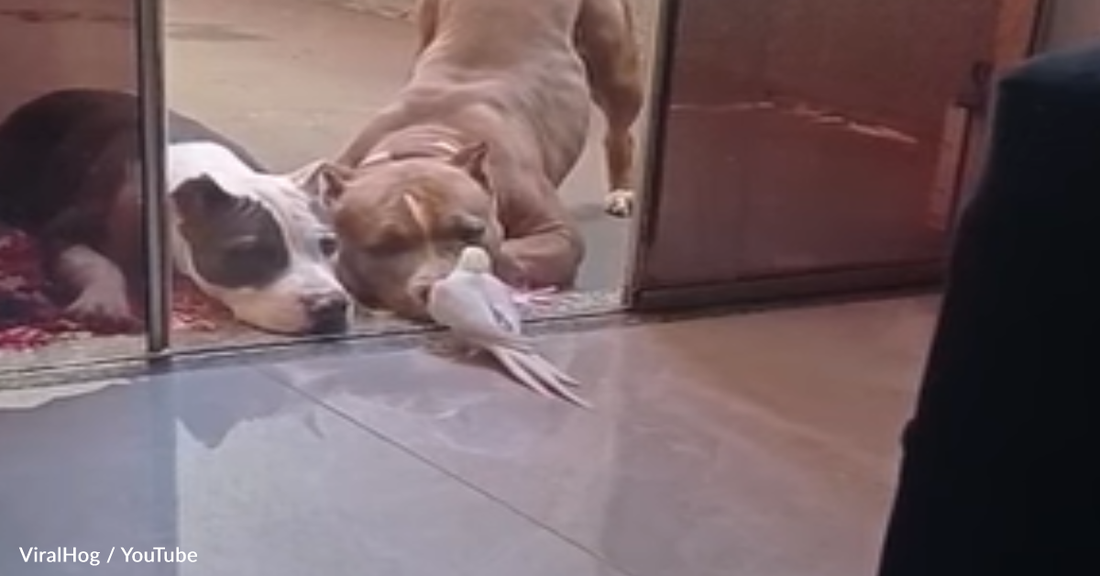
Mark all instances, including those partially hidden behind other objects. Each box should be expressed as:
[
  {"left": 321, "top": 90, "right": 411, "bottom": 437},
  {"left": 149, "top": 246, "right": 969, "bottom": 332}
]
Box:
[
  {"left": 428, "top": 274, "right": 531, "bottom": 350},
  {"left": 428, "top": 273, "right": 590, "bottom": 408},
  {"left": 478, "top": 274, "right": 524, "bottom": 334}
]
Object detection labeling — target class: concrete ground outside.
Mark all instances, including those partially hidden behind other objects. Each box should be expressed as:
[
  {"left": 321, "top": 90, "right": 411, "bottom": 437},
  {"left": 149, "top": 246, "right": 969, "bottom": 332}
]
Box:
[{"left": 314, "top": 0, "right": 659, "bottom": 39}]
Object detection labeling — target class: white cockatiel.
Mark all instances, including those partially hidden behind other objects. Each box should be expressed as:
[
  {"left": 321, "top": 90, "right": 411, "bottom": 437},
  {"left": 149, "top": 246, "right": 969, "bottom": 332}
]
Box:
[{"left": 427, "top": 246, "right": 591, "bottom": 408}]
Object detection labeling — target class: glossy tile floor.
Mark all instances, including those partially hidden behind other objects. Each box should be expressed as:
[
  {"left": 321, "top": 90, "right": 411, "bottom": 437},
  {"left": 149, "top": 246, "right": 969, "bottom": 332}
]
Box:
[{"left": 0, "top": 296, "right": 938, "bottom": 576}]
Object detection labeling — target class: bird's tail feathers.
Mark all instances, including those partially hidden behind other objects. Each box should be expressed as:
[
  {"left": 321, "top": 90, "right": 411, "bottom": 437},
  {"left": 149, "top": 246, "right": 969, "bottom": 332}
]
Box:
[{"left": 487, "top": 346, "right": 591, "bottom": 408}]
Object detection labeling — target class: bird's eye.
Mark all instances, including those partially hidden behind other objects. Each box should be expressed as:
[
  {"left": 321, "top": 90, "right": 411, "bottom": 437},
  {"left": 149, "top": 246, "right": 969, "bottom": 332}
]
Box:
[{"left": 318, "top": 233, "right": 339, "bottom": 256}]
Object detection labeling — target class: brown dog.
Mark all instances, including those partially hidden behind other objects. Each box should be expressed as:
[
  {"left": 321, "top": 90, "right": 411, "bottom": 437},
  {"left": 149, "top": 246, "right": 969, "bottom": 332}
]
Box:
[{"left": 308, "top": 0, "right": 644, "bottom": 319}]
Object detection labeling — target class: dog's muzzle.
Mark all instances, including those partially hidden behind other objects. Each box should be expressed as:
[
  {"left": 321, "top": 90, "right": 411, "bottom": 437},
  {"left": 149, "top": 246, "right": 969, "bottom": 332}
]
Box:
[{"left": 303, "top": 292, "right": 352, "bottom": 335}]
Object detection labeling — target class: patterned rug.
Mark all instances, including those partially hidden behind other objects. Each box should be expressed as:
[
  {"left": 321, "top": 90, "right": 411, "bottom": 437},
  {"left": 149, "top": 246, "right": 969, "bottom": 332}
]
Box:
[{"left": 0, "top": 228, "right": 230, "bottom": 351}]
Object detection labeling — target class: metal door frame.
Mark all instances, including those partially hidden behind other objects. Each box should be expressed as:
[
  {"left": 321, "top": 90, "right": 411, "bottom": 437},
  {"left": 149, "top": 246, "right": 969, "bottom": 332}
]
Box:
[
  {"left": 624, "top": 0, "right": 1045, "bottom": 312},
  {"left": 136, "top": 0, "right": 173, "bottom": 360},
  {"left": 622, "top": 0, "right": 680, "bottom": 306}
]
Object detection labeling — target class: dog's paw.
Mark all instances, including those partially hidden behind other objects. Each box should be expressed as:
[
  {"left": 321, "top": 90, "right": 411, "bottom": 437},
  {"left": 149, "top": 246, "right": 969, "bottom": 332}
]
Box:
[
  {"left": 65, "top": 288, "right": 139, "bottom": 332},
  {"left": 604, "top": 189, "right": 636, "bottom": 218},
  {"left": 512, "top": 286, "right": 559, "bottom": 306}
]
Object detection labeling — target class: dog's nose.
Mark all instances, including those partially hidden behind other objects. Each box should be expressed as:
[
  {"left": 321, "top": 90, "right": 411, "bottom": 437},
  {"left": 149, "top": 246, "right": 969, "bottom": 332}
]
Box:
[{"left": 304, "top": 293, "right": 351, "bottom": 334}]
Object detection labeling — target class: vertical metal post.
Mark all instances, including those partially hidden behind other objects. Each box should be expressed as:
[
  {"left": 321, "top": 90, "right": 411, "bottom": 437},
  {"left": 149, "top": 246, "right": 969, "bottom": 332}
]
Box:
[
  {"left": 625, "top": 0, "right": 681, "bottom": 307},
  {"left": 135, "top": 0, "right": 172, "bottom": 357}
]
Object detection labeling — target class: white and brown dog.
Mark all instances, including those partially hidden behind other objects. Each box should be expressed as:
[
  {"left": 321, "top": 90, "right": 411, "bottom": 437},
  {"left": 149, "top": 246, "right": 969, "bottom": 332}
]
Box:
[
  {"left": 0, "top": 89, "right": 352, "bottom": 335},
  {"left": 308, "top": 0, "right": 645, "bottom": 319}
]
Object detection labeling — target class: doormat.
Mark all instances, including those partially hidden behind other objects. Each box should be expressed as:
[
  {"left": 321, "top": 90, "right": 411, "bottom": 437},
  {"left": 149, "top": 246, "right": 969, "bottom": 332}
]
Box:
[{"left": 0, "top": 228, "right": 228, "bottom": 351}]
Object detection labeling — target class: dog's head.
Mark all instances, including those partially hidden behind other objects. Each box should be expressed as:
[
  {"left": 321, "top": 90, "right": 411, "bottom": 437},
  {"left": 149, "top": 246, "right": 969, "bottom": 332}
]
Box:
[
  {"left": 307, "top": 142, "right": 507, "bottom": 320},
  {"left": 170, "top": 163, "right": 353, "bottom": 335}
]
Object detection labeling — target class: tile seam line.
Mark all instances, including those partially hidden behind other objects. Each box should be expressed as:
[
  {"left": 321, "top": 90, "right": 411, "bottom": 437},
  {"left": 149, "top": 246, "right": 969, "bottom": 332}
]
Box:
[{"left": 257, "top": 366, "right": 640, "bottom": 576}]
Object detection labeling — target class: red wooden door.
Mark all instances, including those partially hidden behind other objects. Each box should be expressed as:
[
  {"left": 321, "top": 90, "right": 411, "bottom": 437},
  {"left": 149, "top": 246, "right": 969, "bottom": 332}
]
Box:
[{"left": 629, "top": 0, "right": 1036, "bottom": 308}]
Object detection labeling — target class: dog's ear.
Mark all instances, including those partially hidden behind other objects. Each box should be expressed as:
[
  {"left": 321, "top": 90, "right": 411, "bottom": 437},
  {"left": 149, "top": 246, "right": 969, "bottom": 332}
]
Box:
[
  {"left": 450, "top": 141, "right": 491, "bottom": 188},
  {"left": 285, "top": 160, "right": 355, "bottom": 207},
  {"left": 173, "top": 175, "right": 239, "bottom": 222}
]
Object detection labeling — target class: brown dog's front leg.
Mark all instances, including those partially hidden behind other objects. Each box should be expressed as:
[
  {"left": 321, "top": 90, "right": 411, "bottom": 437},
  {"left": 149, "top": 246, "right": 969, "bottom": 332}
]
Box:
[{"left": 498, "top": 227, "right": 585, "bottom": 290}]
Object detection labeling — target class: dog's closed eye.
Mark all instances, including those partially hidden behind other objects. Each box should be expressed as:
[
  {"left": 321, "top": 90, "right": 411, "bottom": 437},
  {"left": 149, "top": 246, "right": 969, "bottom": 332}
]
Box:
[
  {"left": 453, "top": 215, "right": 487, "bottom": 244},
  {"left": 224, "top": 236, "right": 279, "bottom": 262}
]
